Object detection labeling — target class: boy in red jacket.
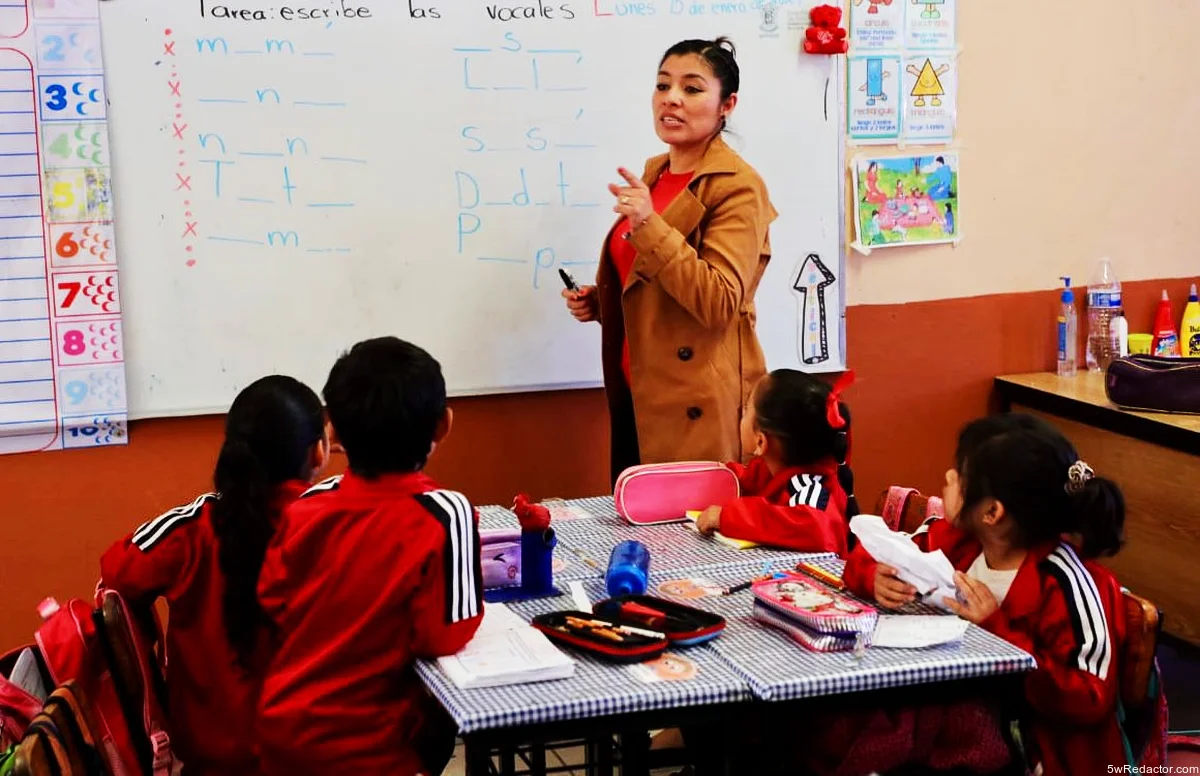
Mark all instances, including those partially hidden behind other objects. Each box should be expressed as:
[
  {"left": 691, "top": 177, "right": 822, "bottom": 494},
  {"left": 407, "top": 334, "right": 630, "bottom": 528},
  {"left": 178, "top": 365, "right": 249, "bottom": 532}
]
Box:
[
  {"left": 695, "top": 369, "right": 856, "bottom": 555},
  {"left": 257, "top": 337, "right": 484, "bottom": 776}
]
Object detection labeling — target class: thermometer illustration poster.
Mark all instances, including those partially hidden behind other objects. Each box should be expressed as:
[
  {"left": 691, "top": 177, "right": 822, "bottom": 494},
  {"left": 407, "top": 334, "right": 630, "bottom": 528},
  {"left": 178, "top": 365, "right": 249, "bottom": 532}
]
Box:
[{"left": 0, "top": 0, "right": 128, "bottom": 455}]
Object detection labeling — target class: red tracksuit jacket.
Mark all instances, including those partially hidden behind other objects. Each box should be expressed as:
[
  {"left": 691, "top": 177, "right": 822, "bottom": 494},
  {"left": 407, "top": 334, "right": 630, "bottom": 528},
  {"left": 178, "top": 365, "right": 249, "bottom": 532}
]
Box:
[
  {"left": 256, "top": 470, "right": 484, "bottom": 776},
  {"left": 718, "top": 457, "right": 849, "bottom": 556},
  {"left": 99, "top": 480, "right": 308, "bottom": 776},
  {"left": 843, "top": 517, "right": 1128, "bottom": 776}
]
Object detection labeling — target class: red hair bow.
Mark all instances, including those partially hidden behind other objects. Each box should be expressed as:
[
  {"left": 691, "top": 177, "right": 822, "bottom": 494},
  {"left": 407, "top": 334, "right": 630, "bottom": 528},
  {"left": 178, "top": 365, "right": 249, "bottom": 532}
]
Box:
[{"left": 826, "top": 370, "right": 855, "bottom": 429}]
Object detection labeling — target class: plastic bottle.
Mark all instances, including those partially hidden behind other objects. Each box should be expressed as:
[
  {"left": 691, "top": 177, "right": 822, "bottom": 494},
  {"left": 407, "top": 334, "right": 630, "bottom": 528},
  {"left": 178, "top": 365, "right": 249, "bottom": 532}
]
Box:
[
  {"left": 1086, "top": 259, "right": 1123, "bottom": 372},
  {"left": 1152, "top": 290, "right": 1181, "bottom": 357},
  {"left": 605, "top": 540, "right": 650, "bottom": 597},
  {"left": 1181, "top": 284, "right": 1200, "bottom": 357},
  {"left": 1057, "top": 277, "right": 1077, "bottom": 377}
]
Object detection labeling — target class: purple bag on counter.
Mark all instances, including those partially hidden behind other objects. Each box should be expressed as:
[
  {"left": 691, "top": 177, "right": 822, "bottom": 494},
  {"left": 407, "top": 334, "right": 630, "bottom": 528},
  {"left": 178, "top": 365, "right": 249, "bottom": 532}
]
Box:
[{"left": 1105, "top": 355, "right": 1200, "bottom": 414}]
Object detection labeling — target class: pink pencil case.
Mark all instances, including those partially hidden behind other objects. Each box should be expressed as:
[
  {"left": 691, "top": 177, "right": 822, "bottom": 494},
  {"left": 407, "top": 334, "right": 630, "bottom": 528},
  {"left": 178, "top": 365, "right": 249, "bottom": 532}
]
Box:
[
  {"left": 613, "top": 461, "right": 740, "bottom": 525},
  {"left": 751, "top": 572, "right": 877, "bottom": 652}
]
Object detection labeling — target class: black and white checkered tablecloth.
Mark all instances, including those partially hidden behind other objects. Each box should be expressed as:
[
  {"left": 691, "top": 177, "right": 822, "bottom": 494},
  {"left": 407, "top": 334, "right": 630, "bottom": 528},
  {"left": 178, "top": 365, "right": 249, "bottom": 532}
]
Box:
[
  {"left": 419, "top": 500, "right": 1036, "bottom": 731},
  {"left": 689, "top": 558, "right": 1039, "bottom": 701},
  {"left": 414, "top": 590, "right": 752, "bottom": 733}
]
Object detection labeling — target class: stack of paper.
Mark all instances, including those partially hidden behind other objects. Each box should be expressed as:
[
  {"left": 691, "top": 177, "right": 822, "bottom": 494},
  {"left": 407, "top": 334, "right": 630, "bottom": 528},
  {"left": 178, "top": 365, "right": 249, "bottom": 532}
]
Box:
[
  {"left": 849, "top": 514, "right": 959, "bottom": 610},
  {"left": 437, "top": 603, "right": 576, "bottom": 689},
  {"left": 872, "top": 615, "right": 970, "bottom": 649},
  {"left": 685, "top": 511, "right": 760, "bottom": 549}
]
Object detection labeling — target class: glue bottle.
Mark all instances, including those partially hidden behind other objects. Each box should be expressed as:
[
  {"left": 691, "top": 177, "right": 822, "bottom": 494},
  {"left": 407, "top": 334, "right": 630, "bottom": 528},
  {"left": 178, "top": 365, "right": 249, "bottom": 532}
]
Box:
[
  {"left": 1182, "top": 284, "right": 1200, "bottom": 357},
  {"left": 605, "top": 540, "right": 650, "bottom": 597},
  {"left": 1152, "top": 290, "right": 1181, "bottom": 357},
  {"left": 1057, "top": 277, "right": 1077, "bottom": 377}
]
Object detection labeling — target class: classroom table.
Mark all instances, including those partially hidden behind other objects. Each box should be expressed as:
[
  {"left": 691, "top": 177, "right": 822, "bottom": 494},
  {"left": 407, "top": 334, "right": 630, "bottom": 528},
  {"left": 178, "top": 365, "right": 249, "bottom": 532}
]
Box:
[
  {"left": 417, "top": 497, "right": 1037, "bottom": 776},
  {"left": 995, "top": 371, "right": 1200, "bottom": 645},
  {"left": 699, "top": 556, "right": 1036, "bottom": 702}
]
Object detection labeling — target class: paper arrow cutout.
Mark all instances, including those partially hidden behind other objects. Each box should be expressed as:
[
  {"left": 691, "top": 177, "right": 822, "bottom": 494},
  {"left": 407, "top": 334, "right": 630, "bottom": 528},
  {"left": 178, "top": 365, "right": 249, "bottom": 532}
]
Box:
[{"left": 793, "top": 253, "right": 836, "bottom": 365}]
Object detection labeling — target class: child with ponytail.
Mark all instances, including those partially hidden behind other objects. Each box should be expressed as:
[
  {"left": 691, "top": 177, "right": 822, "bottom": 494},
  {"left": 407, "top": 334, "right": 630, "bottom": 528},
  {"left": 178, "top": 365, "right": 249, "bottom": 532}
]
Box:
[
  {"left": 101, "top": 375, "right": 329, "bottom": 776},
  {"left": 843, "top": 413, "right": 1129, "bottom": 775},
  {"left": 695, "top": 368, "right": 857, "bottom": 555}
]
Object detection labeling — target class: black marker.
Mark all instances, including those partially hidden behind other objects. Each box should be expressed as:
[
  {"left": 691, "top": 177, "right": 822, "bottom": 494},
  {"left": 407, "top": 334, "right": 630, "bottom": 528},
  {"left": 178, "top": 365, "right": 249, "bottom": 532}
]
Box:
[{"left": 559, "top": 268, "right": 579, "bottom": 293}]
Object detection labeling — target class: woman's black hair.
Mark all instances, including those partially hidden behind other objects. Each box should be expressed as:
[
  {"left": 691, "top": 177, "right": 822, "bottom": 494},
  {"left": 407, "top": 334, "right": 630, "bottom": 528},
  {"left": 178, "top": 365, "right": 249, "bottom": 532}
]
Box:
[
  {"left": 753, "top": 369, "right": 859, "bottom": 519},
  {"left": 958, "top": 422, "right": 1125, "bottom": 558},
  {"left": 659, "top": 37, "right": 740, "bottom": 128},
  {"left": 210, "top": 375, "right": 324, "bottom": 668}
]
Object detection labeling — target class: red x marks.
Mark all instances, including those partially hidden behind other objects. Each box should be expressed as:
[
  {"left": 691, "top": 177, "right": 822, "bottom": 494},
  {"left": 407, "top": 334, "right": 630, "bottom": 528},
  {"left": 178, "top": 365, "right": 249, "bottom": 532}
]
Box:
[
  {"left": 182, "top": 221, "right": 198, "bottom": 238},
  {"left": 168, "top": 81, "right": 181, "bottom": 97},
  {"left": 172, "top": 122, "right": 187, "bottom": 140},
  {"left": 175, "top": 174, "right": 192, "bottom": 191},
  {"left": 163, "top": 41, "right": 176, "bottom": 56}
]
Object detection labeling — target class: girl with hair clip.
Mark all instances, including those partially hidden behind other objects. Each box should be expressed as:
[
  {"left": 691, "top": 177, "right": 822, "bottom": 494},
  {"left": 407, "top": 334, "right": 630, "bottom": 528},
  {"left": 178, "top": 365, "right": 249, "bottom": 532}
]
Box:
[
  {"left": 100, "top": 375, "right": 330, "bottom": 776},
  {"left": 841, "top": 416, "right": 1129, "bottom": 776},
  {"left": 694, "top": 369, "right": 858, "bottom": 555}
]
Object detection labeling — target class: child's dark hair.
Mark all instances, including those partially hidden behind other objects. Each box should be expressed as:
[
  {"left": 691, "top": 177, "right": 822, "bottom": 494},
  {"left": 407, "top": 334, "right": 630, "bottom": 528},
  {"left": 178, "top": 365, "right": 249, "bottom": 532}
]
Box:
[
  {"left": 753, "top": 369, "right": 858, "bottom": 518},
  {"left": 958, "top": 421, "right": 1125, "bottom": 558},
  {"left": 322, "top": 336, "right": 446, "bottom": 478},
  {"left": 211, "top": 375, "right": 324, "bottom": 668},
  {"left": 954, "top": 412, "right": 1059, "bottom": 473},
  {"left": 660, "top": 37, "right": 740, "bottom": 108}
]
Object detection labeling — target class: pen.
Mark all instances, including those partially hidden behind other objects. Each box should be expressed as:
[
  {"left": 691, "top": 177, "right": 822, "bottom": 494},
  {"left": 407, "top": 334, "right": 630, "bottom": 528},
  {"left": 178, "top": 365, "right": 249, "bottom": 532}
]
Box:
[
  {"left": 558, "top": 268, "right": 579, "bottom": 292},
  {"left": 797, "top": 562, "right": 846, "bottom": 590}
]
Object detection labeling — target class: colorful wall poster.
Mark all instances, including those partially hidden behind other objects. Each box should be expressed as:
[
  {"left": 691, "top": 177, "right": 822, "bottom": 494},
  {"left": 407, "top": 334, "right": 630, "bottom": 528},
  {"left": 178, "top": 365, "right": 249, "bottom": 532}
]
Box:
[
  {"left": 902, "top": 54, "right": 958, "bottom": 143},
  {"left": 849, "top": 0, "right": 904, "bottom": 51},
  {"left": 0, "top": 0, "right": 128, "bottom": 455},
  {"left": 847, "top": 55, "right": 903, "bottom": 143},
  {"left": 852, "top": 153, "right": 959, "bottom": 250},
  {"left": 906, "top": 0, "right": 957, "bottom": 50}
]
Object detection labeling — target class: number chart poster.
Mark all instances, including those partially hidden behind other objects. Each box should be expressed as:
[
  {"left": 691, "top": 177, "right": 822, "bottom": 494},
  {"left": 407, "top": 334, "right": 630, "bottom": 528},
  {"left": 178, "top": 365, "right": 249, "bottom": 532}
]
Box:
[{"left": 0, "top": 0, "right": 128, "bottom": 454}]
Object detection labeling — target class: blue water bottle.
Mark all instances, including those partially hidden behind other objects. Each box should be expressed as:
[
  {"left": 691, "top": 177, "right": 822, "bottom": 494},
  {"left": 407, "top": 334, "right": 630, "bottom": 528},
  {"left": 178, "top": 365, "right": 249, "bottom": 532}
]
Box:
[{"left": 605, "top": 540, "right": 651, "bottom": 597}]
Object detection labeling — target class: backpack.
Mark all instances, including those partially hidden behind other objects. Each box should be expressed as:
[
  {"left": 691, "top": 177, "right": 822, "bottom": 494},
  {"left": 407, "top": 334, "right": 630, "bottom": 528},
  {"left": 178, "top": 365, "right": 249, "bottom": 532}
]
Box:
[
  {"left": 877, "top": 486, "right": 945, "bottom": 532},
  {"left": 34, "top": 592, "right": 178, "bottom": 776},
  {"left": 0, "top": 649, "right": 44, "bottom": 752}
]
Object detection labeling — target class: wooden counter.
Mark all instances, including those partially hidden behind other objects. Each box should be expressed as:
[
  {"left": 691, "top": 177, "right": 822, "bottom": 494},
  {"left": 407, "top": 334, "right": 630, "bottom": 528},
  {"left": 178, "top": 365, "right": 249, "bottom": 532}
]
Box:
[{"left": 996, "top": 372, "right": 1200, "bottom": 645}]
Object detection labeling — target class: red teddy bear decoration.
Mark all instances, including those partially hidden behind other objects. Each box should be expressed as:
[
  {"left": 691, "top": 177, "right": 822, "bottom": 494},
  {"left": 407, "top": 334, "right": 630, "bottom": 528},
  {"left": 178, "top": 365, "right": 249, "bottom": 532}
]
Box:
[{"left": 803, "top": 4, "right": 849, "bottom": 55}]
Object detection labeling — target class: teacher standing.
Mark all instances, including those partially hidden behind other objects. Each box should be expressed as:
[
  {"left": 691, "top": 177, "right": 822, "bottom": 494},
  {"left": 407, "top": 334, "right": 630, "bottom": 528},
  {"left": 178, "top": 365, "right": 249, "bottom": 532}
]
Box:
[{"left": 563, "top": 37, "right": 778, "bottom": 484}]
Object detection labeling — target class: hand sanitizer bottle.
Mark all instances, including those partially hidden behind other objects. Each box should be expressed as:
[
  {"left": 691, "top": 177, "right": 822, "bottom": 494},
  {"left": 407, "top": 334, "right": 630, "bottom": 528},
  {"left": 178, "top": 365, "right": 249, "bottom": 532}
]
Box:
[{"left": 1058, "top": 277, "right": 1077, "bottom": 377}]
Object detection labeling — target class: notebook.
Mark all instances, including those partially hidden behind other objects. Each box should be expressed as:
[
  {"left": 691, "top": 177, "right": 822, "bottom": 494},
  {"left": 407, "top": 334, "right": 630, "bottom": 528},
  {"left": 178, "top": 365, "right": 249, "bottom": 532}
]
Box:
[
  {"left": 437, "top": 603, "right": 576, "bottom": 689},
  {"left": 685, "top": 511, "right": 760, "bottom": 549}
]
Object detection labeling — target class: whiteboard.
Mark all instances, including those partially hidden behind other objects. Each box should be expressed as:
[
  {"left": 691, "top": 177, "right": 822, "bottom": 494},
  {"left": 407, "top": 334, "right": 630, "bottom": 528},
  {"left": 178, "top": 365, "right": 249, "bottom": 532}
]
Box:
[{"left": 97, "top": 0, "right": 846, "bottom": 418}]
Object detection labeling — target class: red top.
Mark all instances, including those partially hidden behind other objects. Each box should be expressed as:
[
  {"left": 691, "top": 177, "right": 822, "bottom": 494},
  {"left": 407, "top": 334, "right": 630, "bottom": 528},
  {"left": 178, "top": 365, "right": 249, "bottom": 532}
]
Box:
[
  {"left": 843, "top": 517, "right": 1128, "bottom": 776},
  {"left": 256, "top": 471, "right": 484, "bottom": 776},
  {"left": 99, "top": 480, "right": 309, "bottom": 776},
  {"left": 607, "top": 169, "right": 695, "bottom": 385},
  {"left": 719, "top": 456, "right": 849, "bottom": 556}
]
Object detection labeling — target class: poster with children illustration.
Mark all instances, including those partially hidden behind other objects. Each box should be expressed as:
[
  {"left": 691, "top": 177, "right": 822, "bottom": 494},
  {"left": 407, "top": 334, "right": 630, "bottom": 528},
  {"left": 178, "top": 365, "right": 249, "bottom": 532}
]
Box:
[
  {"left": 906, "top": 0, "right": 957, "bottom": 50},
  {"left": 848, "top": 0, "right": 904, "bottom": 50},
  {"left": 853, "top": 153, "right": 960, "bottom": 250},
  {"left": 902, "top": 54, "right": 957, "bottom": 143},
  {"left": 848, "top": 55, "right": 903, "bottom": 142}
]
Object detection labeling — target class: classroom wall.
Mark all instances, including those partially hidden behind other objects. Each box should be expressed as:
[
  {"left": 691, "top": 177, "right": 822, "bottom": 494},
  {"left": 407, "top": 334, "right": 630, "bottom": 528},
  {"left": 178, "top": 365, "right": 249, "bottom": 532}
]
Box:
[{"left": 2, "top": 0, "right": 1198, "bottom": 649}]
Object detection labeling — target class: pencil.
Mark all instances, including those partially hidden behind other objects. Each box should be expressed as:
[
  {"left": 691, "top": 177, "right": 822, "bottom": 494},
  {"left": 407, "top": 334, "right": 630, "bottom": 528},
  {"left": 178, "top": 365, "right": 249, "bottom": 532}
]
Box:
[
  {"left": 566, "top": 545, "right": 603, "bottom": 571},
  {"left": 797, "top": 562, "right": 846, "bottom": 590}
]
